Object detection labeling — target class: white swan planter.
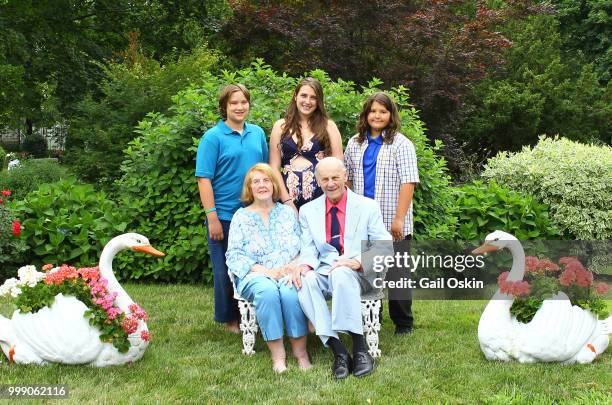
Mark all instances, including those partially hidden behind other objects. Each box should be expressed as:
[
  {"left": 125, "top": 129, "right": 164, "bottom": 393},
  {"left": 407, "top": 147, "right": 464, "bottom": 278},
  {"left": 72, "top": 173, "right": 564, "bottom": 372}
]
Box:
[
  {"left": 473, "top": 231, "right": 611, "bottom": 364},
  {"left": 0, "top": 233, "right": 164, "bottom": 366}
]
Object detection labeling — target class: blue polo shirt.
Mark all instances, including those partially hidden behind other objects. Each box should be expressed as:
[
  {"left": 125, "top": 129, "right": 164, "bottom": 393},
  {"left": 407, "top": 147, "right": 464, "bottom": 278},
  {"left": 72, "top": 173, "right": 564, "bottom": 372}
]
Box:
[
  {"left": 363, "top": 131, "right": 383, "bottom": 199},
  {"left": 195, "top": 120, "right": 269, "bottom": 221}
]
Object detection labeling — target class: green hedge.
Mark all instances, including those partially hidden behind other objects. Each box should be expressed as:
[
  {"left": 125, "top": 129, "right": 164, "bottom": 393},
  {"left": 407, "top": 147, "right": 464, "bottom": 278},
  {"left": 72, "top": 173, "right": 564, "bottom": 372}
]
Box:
[
  {"left": 114, "top": 61, "right": 455, "bottom": 282},
  {"left": 12, "top": 178, "right": 128, "bottom": 268},
  {"left": 483, "top": 136, "right": 611, "bottom": 239}
]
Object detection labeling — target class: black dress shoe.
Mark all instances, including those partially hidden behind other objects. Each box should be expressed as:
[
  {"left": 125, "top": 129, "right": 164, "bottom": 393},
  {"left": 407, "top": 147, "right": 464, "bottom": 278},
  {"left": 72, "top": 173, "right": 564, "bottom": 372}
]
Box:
[
  {"left": 394, "top": 325, "right": 414, "bottom": 335},
  {"left": 353, "top": 351, "right": 374, "bottom": 377},
  {"left": 332, "top": 353, "right": 352, "bottom": 379}
]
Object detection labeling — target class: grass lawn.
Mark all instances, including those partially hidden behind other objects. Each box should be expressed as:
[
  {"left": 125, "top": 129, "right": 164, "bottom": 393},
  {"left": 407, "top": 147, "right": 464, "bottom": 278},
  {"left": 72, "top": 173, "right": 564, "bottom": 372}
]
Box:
[{"left": 1, "top": 284, "right": 611, "bottom": 404}]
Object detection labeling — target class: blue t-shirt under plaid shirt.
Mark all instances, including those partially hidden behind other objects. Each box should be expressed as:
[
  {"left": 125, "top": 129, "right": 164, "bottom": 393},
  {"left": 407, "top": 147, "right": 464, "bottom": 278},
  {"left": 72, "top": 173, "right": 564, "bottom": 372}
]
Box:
[{"left": 344, "top": 132, "right": 419, "bottom": 236}]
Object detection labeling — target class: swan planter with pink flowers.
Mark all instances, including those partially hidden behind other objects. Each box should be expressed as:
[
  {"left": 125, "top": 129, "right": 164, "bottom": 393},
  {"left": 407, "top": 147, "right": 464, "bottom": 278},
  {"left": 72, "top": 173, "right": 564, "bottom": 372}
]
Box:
[
  {"left": 0, "top": 233, "right": 164, "bottom": 366},
  {"left": 473, "top": 231, "right": 611, "bottom": 364}
]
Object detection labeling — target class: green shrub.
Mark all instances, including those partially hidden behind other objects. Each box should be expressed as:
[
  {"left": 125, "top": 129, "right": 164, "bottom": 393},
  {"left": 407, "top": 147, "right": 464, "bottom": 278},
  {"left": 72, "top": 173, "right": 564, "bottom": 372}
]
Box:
[
  {"left": 483, "top": 137, "right": 611, "bottom": 239},
  {"left": 11, "top": 178, "right": 129, "bottom": 268},
  {"left": 0, "top": 145, "right": 6, "bottom": 169},
  {"left": 115, "top": 61, "right": 455, "bottom": 282},
  {"left": 22, "top": 134, "right": 48, "bottom": 158},
  {"left": 452, "top": 180, "right": 561, "bottom": 240},
  {"left": 0, "top": 159, "right": 71, "bottom": 200}
]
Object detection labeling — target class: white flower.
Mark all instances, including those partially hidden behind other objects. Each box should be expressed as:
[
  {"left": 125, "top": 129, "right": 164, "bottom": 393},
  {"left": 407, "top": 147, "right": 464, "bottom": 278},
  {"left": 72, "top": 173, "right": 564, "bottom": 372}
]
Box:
[
  {"left": 17, "top": 265, "right": 44, "bottom": 287},
  {"left": 10, "top": 287, "right": 22, "bottom": 298},
  {"left": 0, "top": 278, "right": 18, "bottom": 297}
]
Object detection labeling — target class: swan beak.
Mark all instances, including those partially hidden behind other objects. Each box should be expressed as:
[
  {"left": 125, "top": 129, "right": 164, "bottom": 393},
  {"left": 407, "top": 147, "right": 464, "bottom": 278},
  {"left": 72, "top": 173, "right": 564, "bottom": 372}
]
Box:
[
  {"left": 8, "top": 345, "right": 15, "bottom": 363},
  {"left": 471, "top": 243, "right": 499, "bottom": 255},
  {"left": 133, "top": 245, "right": 165, "bottom": 257}
]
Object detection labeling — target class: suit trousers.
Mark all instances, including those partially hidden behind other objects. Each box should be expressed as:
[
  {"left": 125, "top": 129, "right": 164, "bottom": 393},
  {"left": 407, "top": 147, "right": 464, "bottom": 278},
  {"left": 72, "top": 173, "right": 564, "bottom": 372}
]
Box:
[{"left": 298, "top": 266, "right": 364, "bottom": 345}]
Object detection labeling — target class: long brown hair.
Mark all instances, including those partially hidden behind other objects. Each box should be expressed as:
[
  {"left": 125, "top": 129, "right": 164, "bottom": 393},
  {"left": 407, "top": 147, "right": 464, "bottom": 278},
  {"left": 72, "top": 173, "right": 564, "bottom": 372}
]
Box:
[
  {"left": 356, "top": 92, "right": 401, "bottom": 145},
  {"left": 281, "top": 77, "right": 331, "bottom": 155}
]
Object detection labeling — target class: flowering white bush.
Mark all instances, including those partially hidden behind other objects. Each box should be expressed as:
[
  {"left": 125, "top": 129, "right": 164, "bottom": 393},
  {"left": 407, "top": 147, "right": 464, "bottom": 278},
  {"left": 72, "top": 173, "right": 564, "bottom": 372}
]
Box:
[{"left": 483, "top": 136, "right": 612, "bottom": 239}]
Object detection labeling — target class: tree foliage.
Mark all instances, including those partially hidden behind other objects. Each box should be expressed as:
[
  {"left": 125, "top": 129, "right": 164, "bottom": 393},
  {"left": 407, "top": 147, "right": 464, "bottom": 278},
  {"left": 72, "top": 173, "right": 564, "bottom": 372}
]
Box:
[
  {"left": 218, "top": 0, "right": 548, "bottom": 166},
  {"left": 458, "top": 14, "right": 611, "bottom": 156},
  {"left": 65, "top": 37, "right": 223, "bottom": 187}
]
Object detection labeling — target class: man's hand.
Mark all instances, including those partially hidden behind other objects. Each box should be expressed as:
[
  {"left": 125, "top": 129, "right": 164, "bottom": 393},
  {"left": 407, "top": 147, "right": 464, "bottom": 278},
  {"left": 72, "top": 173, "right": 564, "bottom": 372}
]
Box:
[
  {"left": 391, "top": 217, "right": 404, "bottom": 241},
  {"left": 289, "top": 265, "right": 312, "bottom": 289},
  {"left": 330, "top": 258, "right": 362, "bottom": 272},
  {"left": 207, "top": 215, "right": 224, "bottom": 241}
]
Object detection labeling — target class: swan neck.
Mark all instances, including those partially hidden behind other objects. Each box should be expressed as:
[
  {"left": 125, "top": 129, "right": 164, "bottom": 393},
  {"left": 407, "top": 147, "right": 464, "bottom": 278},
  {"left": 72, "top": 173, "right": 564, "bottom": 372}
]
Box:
[
  {"left": 506, "top": 240, "right": 525, "bottom": 282},
  {"left": 99, "top": 238, "right": 133, "bottom": 310}
]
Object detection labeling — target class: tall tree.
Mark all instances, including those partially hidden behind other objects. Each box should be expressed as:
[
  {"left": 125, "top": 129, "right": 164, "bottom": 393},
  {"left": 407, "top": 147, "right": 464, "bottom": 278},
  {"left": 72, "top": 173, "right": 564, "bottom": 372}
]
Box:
[{"left": 219, "top": 0, "right": 545, "bottom": 165}]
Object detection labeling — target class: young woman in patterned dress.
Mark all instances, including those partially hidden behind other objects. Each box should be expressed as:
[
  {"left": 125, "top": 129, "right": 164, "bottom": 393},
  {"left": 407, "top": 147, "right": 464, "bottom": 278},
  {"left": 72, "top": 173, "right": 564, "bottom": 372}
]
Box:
[{"left": 269, "top": 77, "right": 343, "bottom": 211}]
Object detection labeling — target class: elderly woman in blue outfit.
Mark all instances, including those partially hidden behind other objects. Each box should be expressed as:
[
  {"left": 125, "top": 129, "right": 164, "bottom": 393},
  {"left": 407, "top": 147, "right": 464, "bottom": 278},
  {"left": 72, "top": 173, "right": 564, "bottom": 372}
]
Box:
[{"left": 226, "top": 163, "right": 311, "bottom": 373}]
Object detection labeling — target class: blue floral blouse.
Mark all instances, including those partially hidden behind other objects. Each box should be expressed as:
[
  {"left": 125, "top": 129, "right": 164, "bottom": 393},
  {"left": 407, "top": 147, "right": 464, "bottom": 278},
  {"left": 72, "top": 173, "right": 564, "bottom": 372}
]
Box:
[{"left": 226, "top": 203, "right": 301, "bottom": 293}]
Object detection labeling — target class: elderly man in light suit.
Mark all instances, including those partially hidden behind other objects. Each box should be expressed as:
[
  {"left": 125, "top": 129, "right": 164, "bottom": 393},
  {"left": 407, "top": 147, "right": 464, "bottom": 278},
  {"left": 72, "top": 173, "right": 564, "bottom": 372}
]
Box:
[{"left": 291, "top": 157, "right": 392, "bottom": 379}]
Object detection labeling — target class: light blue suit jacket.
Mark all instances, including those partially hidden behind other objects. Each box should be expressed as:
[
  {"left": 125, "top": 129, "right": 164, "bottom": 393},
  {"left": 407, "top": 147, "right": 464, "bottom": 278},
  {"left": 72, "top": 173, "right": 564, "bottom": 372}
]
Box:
[{"left": 298, "top": 189, "right": 393, "bottom": 297}]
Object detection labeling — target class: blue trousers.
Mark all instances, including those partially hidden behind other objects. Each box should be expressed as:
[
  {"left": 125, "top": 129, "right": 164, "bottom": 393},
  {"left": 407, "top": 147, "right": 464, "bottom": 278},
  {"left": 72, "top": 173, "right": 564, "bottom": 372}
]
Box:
[
  {"left": 206, "top": 219, "right": 240, "bottom": 323},
  {"left": 239, "top": 276, "right": 308, "bottom": 341}
]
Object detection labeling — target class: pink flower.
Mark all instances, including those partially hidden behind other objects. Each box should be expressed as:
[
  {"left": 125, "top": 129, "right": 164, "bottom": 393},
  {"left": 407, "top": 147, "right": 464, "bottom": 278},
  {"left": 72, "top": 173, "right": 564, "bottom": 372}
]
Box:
[
  {"left": 498, "top": 271, "right": 510, "bottom": 294},
  {"left": 594, "top": 282, "right": 609, "bottom": 295},
  {"left": 78, "top": 266, "right": 100, "bottom": 281},
  {"left": 121, "top": 316, "right": 139, "bottom": 334},
  {"left": 559, "top": 268, "right": 576, "bottom": 286},
  {"left": 509, "top": 281, "right": 531, "bottom": 297},
  {"left": 559, "top": 256, "right": 578, "bottom": 266},
  {"left": 129, "top": 303, "right": 148, "bottom": 321},
  {"left": 538, "top": 259, "right": 559, "bottom": 272},
  {"left": 44, "top": 264, "right": 78, "bottom": 285},
  {"left": 525, "top": 256, "right": 540, "bottom": 273},
  {"left": 106, "top": 307, "right": 122, "bottom": 321},
  {"left": 42, "top": 264, "right": 54, "bottom": 271},
  {"left": 12, "top": 220, "right": 21, "bottom": 237},
  {"left": 1, "top": 190, "right": 10, "bottom": 197},
  {"left": 140, "top": 330, "right": 150, "bottom": 342},
  {"left": 575, "top": 269, "right": 593, "bottom": 288}
]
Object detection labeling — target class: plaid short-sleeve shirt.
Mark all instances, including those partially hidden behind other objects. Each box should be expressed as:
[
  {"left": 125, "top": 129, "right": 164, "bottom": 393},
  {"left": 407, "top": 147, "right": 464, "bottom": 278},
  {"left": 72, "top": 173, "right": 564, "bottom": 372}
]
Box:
[{"left": 344, "top": 132, "right": 420, "bottom": 235}]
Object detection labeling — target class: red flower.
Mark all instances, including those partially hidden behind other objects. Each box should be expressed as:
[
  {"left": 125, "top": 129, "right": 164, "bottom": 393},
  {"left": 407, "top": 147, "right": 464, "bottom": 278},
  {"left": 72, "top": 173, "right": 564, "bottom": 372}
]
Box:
[
  {"left": 0, "top": 198, "right": 3, "bottom": 204},
  {"left": 140, "top": 330, "right": 150, "bottom": 342},
  {"left": 121, "top": 316, "right": 139, "bottom": 334},
  {"left": 559, "top": 257, "right": 578, "bottom": 266},
  {"left": 1, "top": 190, "right": 10, "bottom": 197},
  {"left": 12, "top": 220, "right": 21, "bottom": 237}
]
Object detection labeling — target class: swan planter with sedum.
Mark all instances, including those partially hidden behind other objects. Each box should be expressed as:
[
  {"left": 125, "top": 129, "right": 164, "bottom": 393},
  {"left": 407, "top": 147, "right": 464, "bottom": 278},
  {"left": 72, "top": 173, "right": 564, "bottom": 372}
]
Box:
[
  {"left": 474, "top": 231, "right": 611, "bottom": 364},
  {"left": 0, "top": 233, "right": 164, "bottom": 366}
]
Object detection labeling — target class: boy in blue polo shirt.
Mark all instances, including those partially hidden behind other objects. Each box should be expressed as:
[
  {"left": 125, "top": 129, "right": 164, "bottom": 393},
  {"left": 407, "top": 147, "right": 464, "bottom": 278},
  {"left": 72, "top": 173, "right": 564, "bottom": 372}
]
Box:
[{"left": 196, "top": 84, "right": 268, "bottom": 332}]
